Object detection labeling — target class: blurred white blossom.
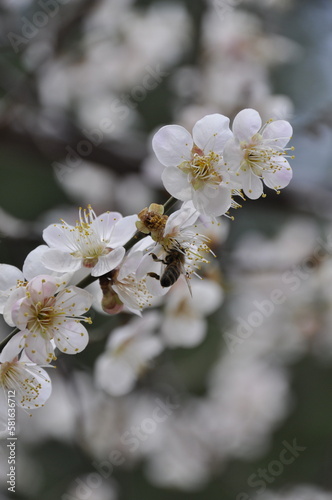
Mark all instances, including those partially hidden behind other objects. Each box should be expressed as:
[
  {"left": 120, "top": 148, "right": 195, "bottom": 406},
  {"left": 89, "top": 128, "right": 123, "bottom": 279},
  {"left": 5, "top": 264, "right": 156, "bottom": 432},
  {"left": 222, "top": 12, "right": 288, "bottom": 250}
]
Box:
[
  {"left": 94, "top": 312, "right": 163, "bottom": 396},
  {"left": 161, "top": 277, "right": 223, "bottom": 347}
]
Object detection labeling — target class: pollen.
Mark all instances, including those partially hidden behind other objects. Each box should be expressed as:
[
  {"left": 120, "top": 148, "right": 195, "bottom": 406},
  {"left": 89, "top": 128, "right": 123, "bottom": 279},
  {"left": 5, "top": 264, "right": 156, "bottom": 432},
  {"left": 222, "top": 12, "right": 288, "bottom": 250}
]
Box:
[
  {"left": 179, "top": 147, "right": 222, "bottom": 190},
  {"left": 137, "top": 205, "right": 168, "bottom": 242}
]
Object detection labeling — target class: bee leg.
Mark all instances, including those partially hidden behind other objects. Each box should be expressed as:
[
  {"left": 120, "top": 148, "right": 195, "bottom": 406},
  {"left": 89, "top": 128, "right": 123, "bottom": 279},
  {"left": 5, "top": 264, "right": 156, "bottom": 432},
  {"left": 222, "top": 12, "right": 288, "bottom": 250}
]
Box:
[
  {"left": 147, "top": 272, "right": 160, "bottom": 281},
  {"left": 150, "top": 253, "right": 167, "bottom": 265}
]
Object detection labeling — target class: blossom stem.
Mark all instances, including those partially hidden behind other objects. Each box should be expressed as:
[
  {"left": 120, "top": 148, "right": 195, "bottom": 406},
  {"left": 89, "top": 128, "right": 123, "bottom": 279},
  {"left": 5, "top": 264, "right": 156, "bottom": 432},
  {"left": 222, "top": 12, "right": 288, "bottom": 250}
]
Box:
[{"left": 163, "top": 196, "right": 178, "bottom": 214}]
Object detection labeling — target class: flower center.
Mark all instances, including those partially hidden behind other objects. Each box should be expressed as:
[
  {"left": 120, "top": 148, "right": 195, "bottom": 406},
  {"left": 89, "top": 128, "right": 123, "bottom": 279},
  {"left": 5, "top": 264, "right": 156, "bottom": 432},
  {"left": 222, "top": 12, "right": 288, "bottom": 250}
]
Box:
[
  {"left": 0, "top": 361, "right": 13, "bottom": 388},
  {"left": 0, "top": 360, "right": 46, "bottom": 408},
  {"left": 81, "top": 248, "right": 112, "bottom": 268},
  {"left": 240, "top": 133, "right": 294, "bottom": 177},
  {"left": 27, "top": 297, "right": 62, "bottom": 337},
  {"left": 179, "top": 146, "right": 222, "bottom": 190},
  {"left": 71, "top": 231, "right": 109, "bottom": 266},
  {"left": 63, "top": 206, "right": 110, "bottom": 265}
]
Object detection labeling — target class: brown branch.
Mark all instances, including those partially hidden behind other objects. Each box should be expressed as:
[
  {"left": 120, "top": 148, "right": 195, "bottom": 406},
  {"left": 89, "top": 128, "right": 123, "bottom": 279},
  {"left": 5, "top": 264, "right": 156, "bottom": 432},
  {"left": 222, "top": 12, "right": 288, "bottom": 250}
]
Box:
[{"left": 0, "top": 126, "right": 143, "bottom": 175}]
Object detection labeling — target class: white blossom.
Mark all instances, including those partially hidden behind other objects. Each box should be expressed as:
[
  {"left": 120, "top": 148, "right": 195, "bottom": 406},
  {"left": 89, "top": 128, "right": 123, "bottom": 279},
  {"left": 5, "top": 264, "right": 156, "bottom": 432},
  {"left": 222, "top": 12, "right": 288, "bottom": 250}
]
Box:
[
  {"left": 94, "top": 312, "right": 163, "bottom": 396},
  {"left": 0, "top": 334, "right": 52, "bottom": 410},
  {"left": 207, "top": 355, "right": 290, "bottom": 459},
  {"left": 161, "top": 278, "right": 224, "bottom": 347},
  {"left": 0, "top": 264, "right": 24, "bottom": 314},
  {"left": 152, "top": 114, "right": 237, "bottom": 216},
  {"left": 42, "top": 205, "right": 137, "bottom": 277},
  {"left": 224, "top": 108, "right": 293, "bottom": 199},
  {"left": 0, "top": 245, "right": 72, "bottom": 316},
  {"left": 5, "top": 275, "right": 92, "bottom": 364},
  {"left": 145, "top": 402, "right": 212, "bottom": 491},
  {"left": 98, "top": 249, "right": 153, "bottom": 316}
]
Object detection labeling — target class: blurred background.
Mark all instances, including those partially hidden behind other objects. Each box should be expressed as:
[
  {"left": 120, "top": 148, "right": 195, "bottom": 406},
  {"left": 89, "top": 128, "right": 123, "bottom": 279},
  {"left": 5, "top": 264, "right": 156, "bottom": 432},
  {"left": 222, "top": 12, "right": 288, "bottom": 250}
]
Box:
[{"left": 1, "top": 0, "right": 332, "bottom": 499}]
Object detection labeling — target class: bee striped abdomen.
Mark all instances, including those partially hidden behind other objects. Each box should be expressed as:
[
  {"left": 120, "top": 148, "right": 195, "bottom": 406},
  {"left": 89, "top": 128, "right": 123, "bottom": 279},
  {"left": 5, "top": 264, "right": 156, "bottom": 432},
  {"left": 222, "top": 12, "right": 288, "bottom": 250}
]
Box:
[
  {"left": 149, "top": 247, "right": 186, "bottom": 288},
  {"left": 160, "top": 265, "right": 181, "bottom": 287}
]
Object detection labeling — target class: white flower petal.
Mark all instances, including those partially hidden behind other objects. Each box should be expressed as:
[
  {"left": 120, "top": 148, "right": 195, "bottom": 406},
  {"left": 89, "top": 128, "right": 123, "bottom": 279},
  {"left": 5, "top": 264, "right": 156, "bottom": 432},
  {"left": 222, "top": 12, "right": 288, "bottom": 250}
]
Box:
[
  {"left": 53, "top": 321, "right": 89, "bottom": 355},
  {"left": 223, "top": 138, "right": 244, "bottom": 170},
  {"left": 165, "top": 205, "right": 198, "bottom": 235},
  {"left": 0, "top": 264, "right": 24, "bottom": 314},
  {"left": 240, "top": 170, "right": 264, "bottom": 199},
  {"left": 145, "top": 274, "right": 169, "bottom": 296},
  {"left": 162, "top": 316, "right": 206, "bottom": 347},
  {"left": 107, "top": 311, "right": 160, "bottom": 349},
  {"left": 43, "top": 224, "right": 76, "bottom": 251},
  {"left": 24, "top": 334, "right": 55, "bottom": 365},
  {"left": 19, "top": 365, "right": 52, "bottom": 408},
  {"left": 123, "top": 303, "right": 143, "bottom": 317},
  {"left": 55, "top": 286, "right": 92, "bottom": 316},
  {"left": 191, "top": 279, "right": 224, "bottom": 314},
  {"left": 178, "top": 201, "right": 200, "bottom": 226},
  {"left": 262, "top": 120, "right": 293, "bottom": 148},
  {"left": 137, "top": 256, "right": 169, "bottom": 296},
  {"left": 117, "top": 250, "right": 142, "bottom": 281},
  {"left": 192, "top": 113, "right": 232, "bottom": 154},
  {"left": 42, "top": 249, "right": 82, "bottom": 273},
  {"left": 110, "top": 283, "right": 133, "bottom": 309},
  {"left": 135, "top": 252, "right": 155, "bottom": 280},
  {"left": 91, "top": 211, "right": 122, "bottom": 242},
  {"left": 0, "top": 292, "right": 12, "bottom": 316},
  {"left": 0, "top": 331, "right": 25, "bottom": 363},
  {"left": 0, "top": 264, "right": 24, "bottom": 292},
  {"left": 95, "top": 313, "right": 163, "bottom": 396},
  {"left": 0, "top": 265, "right": 24, "bottom": 312},
  {"left": 262, "top": 158, "right": 293, "bottom": 189},
  {"left": 129, "top": 235, "right": 154, "bottom": 254},
  {"left": 134, "top": 336, "right": 163, "bottom": 360},
  {"left": 192, "top": 184, "right": 232, "bottom": 216},
  {"left": 27, "top": 275, "right": 59, "bottom": 303},
  {"left": 11, "top": 296, "right": 32, "bottom": 330},
  {"left": 232, "top": 108, "right": 262, "bottom": 142},
  {"left": 3, "top": 287, "right": 26, "bottom": 327},
  {"left": 137, "top": 310, "right": 161, "bottom": 333},
  {"left": 136, "top": 254, "right": 169, "bottom": 297},
  {"left": 152, "top": 124, "right": 193, "bottom": 167},
  {"left": 106, "top": 324, "right": 135, "bottom": 350},
  {"left": 110, "top": 215, "right": 138, "bottom": 246},
  {"left": 91, "top": 246, "right": 125, "bottom": 277},
  {"left": 23, "top": 245, "right": 60, "bottom": 280},
  {"left": 95, "top": 353, "right": 136, "bottom": 396},
  {"left": 162, "top": 167, "right": 192, "bottom": 201}
]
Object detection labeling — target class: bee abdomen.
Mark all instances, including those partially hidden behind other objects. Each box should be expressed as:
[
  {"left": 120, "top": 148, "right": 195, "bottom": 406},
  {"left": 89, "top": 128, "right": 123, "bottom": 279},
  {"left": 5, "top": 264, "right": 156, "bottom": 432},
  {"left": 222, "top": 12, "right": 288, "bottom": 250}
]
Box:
[{"left": 160, "top": 266, "right": 181, "bottom": 287}]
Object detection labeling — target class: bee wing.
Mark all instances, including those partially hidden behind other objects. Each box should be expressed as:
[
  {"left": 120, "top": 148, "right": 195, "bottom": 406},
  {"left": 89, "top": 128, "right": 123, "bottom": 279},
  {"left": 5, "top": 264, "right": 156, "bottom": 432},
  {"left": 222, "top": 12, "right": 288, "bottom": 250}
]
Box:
[{"left": 181, "top": 261, "right": 192, "bottom": 297}]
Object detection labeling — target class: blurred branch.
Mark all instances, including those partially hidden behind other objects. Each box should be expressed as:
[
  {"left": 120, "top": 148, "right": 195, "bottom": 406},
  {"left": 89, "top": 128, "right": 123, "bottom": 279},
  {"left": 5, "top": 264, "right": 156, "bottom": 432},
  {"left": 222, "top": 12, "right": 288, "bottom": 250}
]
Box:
[
  {"left": 286, "top": 183, "right": 332, "bottom": 221},
  {"left": 182, "top": 0, "right": 206, "bottom": 65},
  {"left": 53, "top": 0, "right": 102, "bottom": 55},
  {"left": 0, "top": 125, "right": 143, "bottom": 174}
]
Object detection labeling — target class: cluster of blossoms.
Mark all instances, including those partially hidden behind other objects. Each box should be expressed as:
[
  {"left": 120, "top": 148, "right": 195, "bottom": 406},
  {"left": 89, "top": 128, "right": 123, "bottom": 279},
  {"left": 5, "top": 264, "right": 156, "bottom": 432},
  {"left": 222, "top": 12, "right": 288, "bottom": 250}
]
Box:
[
  {"left": 153, "top": 108, "right": 293, "bottom": 214},
  {"left": 0, "top": 109, "right": 293, "bottom": 412}
]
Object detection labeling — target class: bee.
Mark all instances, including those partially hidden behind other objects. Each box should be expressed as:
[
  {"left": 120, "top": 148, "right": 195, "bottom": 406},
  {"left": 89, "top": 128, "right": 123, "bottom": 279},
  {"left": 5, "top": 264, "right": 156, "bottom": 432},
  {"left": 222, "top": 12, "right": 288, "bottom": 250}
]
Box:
[{"left": 148, "top": 246, "right": 191, "bottom": 292}]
